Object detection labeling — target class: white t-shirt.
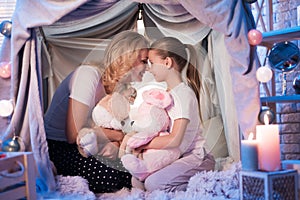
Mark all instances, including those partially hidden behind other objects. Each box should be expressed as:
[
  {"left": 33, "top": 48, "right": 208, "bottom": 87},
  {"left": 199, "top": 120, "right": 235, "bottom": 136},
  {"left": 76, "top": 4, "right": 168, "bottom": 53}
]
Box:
[
  {"left": 44, "top": 65, "right": 101, "bottom": 141},
  {"left": 168, "top": 82, "right": 207, "bottom": 158},
  {"left": 70, "top": 65, "right": 100, "bottom": 107}
]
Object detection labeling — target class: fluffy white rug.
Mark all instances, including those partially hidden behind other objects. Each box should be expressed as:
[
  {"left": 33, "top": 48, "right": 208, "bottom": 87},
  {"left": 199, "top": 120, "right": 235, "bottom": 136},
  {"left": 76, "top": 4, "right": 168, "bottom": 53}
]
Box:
[
  {"left": 38, "top": 175, "right": 96, "bottom": 200},
  {"left": 41, "top": 161, "right": 241, "bottom": 200}
]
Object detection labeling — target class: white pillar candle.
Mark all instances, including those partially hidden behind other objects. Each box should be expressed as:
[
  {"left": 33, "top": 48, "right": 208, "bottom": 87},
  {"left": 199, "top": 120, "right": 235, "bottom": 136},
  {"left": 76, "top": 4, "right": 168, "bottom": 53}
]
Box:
[
  {"left": 256, "top": 116, "right": 281, "bottom": 171},
  {"left": 241, "top": 133, "right": 258, "bottom": 171}
]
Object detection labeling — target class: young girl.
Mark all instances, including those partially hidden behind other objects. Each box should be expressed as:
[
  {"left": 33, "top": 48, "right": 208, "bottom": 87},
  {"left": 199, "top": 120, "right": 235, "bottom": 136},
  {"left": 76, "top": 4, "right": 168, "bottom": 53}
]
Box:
[{"left": 135, "top": 37, "right": 215, "bottom": 192}]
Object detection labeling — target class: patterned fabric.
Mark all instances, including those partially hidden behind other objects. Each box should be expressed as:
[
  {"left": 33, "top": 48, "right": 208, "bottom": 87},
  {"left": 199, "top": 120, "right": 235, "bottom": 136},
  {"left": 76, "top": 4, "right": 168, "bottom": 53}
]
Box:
[{"left": 47, "top": 139, "right": 131, "bottom": 193}]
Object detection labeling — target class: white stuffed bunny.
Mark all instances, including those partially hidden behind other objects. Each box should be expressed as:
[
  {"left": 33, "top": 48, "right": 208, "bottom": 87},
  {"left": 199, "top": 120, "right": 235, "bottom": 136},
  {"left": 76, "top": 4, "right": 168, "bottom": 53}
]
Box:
[{"left": 77, "top": 87, "right": 136, "bottom": 157}]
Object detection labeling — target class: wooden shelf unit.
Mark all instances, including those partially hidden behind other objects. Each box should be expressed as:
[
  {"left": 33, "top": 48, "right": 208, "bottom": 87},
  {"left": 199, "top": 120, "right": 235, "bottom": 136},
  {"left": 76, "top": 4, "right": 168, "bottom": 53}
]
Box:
[{"left": 259, "top": 26, "right": 300, "bottom": 115}]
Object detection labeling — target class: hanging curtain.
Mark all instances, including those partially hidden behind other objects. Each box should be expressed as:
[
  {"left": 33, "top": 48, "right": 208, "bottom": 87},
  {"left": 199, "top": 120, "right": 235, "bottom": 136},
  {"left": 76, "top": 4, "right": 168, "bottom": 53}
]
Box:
[
  {"left": 42, "top": 0, "right": 137, "bottom": 38},
  {"left": 142, "top": 3, "right": 211, "bottom": 43}
]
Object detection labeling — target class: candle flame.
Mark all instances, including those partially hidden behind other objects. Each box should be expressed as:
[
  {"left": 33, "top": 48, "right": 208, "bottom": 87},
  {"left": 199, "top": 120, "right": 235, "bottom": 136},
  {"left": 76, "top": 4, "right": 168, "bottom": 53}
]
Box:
[
  {"left": 248, "top": 132, "right": 254, "bottom": 140},
  {"left": 264, "top": 114, "right": 269, "bottom": 125}
]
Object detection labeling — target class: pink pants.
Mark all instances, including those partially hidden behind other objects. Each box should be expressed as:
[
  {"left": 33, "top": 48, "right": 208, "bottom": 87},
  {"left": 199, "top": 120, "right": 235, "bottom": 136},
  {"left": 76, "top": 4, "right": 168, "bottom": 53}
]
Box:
[{"left": 144, "top": 152, "right": 215, "bottom": 192}]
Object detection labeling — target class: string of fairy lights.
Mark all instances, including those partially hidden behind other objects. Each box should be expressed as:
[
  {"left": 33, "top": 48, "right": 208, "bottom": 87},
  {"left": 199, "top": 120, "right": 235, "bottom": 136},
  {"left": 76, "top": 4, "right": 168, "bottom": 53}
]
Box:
[
  {"left": 0, "top": 20, "right": 13, "bottom": 118},
  {"left": 0, "top": 19, "right": 20, "bottom": 152}
]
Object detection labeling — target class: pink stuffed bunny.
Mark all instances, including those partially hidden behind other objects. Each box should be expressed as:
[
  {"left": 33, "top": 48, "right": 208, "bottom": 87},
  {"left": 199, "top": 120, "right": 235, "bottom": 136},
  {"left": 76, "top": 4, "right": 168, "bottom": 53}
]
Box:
[{"left": 121, "top": 88, "right": 181, "bottom": 181}]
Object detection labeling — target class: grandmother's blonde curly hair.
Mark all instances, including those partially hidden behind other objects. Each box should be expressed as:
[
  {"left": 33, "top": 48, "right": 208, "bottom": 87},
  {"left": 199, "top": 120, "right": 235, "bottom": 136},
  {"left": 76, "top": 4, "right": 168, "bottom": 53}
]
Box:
[{"left": 101, "top": 31, "right": 149, "bottom": 94}]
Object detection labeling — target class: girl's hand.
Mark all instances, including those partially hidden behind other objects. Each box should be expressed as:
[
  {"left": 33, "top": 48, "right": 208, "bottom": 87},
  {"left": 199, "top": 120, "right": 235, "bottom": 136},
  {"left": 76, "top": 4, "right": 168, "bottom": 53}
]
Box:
[
  {"left": 99, "top": 141, "right": 120, "bottom": 160},
  {"left": 132, "top": 144, "right": 146, "bottom": 159}
]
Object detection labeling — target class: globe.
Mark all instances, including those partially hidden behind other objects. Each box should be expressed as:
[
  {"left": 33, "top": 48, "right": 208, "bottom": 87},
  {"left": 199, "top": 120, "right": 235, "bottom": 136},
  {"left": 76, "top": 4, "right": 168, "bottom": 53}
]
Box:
[
  {"left": 268, "top": 41, "right": 300, "bottom": 95},
  {"left": 268, "top": 41, "right": 300, "bottom": 72}
]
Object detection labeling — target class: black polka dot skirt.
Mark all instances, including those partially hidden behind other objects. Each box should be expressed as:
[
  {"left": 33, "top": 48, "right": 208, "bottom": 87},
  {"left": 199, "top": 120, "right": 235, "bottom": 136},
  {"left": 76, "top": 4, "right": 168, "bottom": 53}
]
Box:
[{"left": 47, "top": 139, "right": 132, "bottom": 193}]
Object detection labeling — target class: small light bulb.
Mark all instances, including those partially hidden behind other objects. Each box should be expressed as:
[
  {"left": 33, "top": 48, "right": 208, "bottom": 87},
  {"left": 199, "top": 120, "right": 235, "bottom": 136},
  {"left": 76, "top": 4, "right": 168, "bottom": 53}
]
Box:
[
  {"left": 0, "top": 99, "right": 14, "bottom": 117},
  {"left": 256, "top": 66, "right": 273, "bottom": 83}
]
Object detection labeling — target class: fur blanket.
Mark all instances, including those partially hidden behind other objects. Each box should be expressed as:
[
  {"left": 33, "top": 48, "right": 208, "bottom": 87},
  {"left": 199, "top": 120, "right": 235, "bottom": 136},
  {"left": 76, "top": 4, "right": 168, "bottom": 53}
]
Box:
[{"left": 39, "top": 161, "right": 241, "bottom": 200}]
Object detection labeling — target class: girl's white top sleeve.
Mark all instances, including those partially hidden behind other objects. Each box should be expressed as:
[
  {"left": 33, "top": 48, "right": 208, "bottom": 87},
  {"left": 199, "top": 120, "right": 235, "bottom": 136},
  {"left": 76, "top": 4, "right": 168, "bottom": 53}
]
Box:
[
  {"left": 169, "top": 83, "right": 204, "bottom": 156},
  {"left": 69, "top": 65, "right": 100, "bottom": 108}
]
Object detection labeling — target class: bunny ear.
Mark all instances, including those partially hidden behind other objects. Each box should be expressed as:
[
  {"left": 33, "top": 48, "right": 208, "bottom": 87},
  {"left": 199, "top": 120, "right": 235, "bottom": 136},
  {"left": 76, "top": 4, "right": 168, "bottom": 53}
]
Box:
[
  {"left": 111, "top": 92, "right": 130, "bottom": 121},
  {"left": 142, "top": 88, "right": 173, "bottom": 108}
]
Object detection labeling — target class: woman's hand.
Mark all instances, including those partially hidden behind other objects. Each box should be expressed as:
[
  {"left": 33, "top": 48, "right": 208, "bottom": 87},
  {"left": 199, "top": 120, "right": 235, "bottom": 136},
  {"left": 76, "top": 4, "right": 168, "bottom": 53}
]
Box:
[
  {"left": 99, "top": 141, "right": 120, "bottom": 160},
  {"left": 76, "top": 128, "right": 98, "bottom": 158}
]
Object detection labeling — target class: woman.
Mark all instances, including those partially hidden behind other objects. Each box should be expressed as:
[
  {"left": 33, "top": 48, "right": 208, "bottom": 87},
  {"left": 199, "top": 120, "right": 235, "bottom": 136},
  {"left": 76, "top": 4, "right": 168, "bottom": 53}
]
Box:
[
  {"left": 128, "top": 37, "right": 215, "bottom": 192},
  {"left": 44, "top": 30, "right": 149, "bottom": 193}
]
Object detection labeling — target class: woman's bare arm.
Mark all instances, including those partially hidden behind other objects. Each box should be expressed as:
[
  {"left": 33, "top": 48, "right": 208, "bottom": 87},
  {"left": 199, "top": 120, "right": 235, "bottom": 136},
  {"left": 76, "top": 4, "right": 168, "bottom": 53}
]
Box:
[{"left": 66, "top": 98, "right": 90, "bottom": 144}]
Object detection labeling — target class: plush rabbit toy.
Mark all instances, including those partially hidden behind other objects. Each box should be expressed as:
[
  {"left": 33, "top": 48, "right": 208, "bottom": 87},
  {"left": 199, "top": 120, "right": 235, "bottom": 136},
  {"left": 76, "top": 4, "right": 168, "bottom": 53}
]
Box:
[{"left": 120, "top": 88, "right": 181, "bottom": 181}]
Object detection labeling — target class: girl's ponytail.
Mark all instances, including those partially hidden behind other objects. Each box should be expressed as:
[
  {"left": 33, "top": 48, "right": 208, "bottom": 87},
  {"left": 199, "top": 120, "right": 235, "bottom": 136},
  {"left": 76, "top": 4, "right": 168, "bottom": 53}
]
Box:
[{"left": 184, "top": 44, "right": 202, "bottom": 121}]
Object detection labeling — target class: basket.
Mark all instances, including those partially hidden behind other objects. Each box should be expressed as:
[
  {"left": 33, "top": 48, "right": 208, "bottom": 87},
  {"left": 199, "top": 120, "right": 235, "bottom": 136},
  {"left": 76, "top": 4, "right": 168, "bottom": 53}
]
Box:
[{"left": 239, "top": 169, "right": 298, "bottom": 200}]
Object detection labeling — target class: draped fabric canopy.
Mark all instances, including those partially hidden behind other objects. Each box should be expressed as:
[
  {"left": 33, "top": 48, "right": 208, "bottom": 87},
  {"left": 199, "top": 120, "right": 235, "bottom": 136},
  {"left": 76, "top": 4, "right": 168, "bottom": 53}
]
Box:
[{"left": 0, "top": 0, "right": 260, "bottom": 192}]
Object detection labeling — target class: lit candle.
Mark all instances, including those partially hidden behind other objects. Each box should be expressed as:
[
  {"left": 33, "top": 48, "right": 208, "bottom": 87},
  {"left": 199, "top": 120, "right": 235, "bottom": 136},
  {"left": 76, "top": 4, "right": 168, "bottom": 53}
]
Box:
[
  {"left": 241, "top": 133, "right": 258, "bottom": 171},
  {"left": 256, "top": 115, "right": 281, "bottom": 171}
]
